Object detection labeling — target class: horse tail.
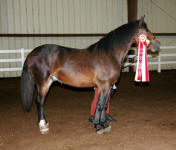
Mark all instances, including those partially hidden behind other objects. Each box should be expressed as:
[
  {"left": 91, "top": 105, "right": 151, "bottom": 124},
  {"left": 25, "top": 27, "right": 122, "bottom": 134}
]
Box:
[{"left": 21, "top": 57, "right": 35, "bottom": 112}]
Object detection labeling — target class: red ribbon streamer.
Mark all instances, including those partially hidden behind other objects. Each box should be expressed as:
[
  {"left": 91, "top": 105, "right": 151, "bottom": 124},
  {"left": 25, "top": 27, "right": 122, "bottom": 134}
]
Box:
[{"left": 135, "top": 34, "right": 149, "bottom": 82}]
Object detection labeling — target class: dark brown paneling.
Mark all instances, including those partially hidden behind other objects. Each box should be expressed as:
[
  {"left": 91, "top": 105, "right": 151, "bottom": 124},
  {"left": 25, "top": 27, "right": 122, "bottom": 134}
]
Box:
[
  {"left": 128, "top": 0, "right": 138, "bottom": 72},
  {"left": 153, "top": 33, "right": 176, "bottom": 36},
  {"left": 0, "top": 33, "right": 105, "bottom": 37},
  {"left": 1, "top": 33, "right": 175, "bottom": 37},
  {"left": 128, "top": 0, "right": 138, "bottom": 22}
]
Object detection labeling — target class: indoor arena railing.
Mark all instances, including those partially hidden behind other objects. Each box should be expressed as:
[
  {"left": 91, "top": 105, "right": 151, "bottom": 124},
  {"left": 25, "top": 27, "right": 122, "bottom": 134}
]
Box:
[
  {"left": 0, "top": 46, "right": 176, "bottom": 76},
  {"left": 125, "top": 46, "right": 176, "bottom": 73}
]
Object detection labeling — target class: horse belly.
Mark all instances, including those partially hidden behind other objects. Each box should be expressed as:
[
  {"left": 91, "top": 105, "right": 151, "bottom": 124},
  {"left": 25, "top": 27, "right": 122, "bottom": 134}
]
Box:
[{"left": 56, "top": 71, "right": 95, "bottom": 87}]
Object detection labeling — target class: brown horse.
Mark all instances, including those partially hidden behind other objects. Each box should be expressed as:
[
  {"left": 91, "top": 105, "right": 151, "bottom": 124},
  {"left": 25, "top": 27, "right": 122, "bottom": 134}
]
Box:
[{"left": 21, "top": 17, "right": 160, "bottom": 134}]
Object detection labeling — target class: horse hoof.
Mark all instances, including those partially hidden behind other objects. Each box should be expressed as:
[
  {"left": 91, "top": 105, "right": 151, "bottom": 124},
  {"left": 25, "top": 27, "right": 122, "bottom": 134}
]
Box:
[
  {"left": 39, "top": 120, "right": 49, "bottom": 134},
  {"left": 96, "top": 125, "right": 111, "bottom": 135},
  {"left": 103, "top": 125, "right": 111, "bottom": 133},
  {"left": 40, "top": 123, "right": 49, "bottom": 134}
]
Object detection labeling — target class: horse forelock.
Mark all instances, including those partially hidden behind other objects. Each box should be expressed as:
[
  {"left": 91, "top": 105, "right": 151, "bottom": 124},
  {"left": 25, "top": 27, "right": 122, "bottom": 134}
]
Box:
[{"left": 88, "top": 20, "right": 139, "bottom": 52}]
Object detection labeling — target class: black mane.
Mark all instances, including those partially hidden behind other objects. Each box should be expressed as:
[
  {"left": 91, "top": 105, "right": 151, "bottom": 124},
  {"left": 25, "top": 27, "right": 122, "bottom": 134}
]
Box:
[{"left": 89, "top": 20, "right": 140, "bottom": 52}]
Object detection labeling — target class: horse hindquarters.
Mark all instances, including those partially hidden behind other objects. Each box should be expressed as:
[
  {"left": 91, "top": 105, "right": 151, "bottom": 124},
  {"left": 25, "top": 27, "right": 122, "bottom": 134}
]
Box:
[
  {"left": 29, "top": 67, "right": 53, "bottom": 134},
  {"left": 22, "top": 53, "right": 53, "bottom": 134}
]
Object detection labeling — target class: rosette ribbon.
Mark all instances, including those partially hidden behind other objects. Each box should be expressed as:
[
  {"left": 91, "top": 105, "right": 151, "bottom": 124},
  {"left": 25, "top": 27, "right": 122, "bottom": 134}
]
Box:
[{"left": 135, "top": 33, "right": 150, "bottom": 82}]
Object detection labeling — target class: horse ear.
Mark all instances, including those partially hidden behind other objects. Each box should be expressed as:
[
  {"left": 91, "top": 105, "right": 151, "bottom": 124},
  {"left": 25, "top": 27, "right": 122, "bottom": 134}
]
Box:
[{"left": 139, "top": 15, "right": 145, "bottom": 27}]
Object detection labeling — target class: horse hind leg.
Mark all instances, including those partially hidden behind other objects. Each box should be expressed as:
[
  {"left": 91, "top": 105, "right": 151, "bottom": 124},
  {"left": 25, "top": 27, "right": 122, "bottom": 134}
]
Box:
[
  {"left": 36, "top": 78, "right": 53, "bottom": 134},
  {"left": 36, "top": 92, "right": 49, "bottom": 134}
]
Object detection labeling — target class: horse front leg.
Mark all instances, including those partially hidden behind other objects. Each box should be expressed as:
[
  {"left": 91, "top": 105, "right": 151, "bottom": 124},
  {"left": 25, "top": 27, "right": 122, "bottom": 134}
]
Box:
[{"left": 93, "top": 88, "right": 111, "bottom": 134}]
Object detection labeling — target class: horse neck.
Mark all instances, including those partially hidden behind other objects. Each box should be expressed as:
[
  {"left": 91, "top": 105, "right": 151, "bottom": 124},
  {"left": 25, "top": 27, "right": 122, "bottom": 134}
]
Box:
[{"left": 112, "top": 37, "right": 136, "bottom": 68}]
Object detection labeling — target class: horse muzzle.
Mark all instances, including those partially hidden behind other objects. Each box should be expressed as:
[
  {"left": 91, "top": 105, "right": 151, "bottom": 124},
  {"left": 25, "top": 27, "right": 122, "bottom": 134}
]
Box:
[{"left": 149, "top": 41, "right": 161, "bottom": 52}]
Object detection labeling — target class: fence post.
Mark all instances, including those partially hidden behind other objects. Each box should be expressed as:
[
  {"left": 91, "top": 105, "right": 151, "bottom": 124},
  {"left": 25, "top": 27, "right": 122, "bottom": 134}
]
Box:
[
  {"left": 157, "top": 53, "right": 161, "bottom": 73},
  {"left": 21, "top": 48, "right": 25, "bottom": 68}
]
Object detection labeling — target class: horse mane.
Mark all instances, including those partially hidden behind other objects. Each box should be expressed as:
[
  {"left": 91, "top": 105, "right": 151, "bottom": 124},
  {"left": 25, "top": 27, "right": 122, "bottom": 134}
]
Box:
[{"left": 88, "top": 20, "right": 141, "bottom": 52}]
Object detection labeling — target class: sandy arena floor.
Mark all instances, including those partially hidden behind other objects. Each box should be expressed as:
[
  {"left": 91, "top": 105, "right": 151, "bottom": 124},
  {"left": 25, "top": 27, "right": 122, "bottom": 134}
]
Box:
[{"left": 0, "top": 70, "right": 176, "bottom": 150}]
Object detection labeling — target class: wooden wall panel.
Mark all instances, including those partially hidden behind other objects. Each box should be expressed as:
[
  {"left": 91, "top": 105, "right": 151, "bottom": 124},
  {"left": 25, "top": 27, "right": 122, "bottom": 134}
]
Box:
[
  {"left": 138, "top": 0, "right": 176, "bottom": 70},
  {"left": 138, "top": 0, "right": 176, "bottom": 33},
  {"left": 0, "top": 0, "right": 127, "bottom": 77}
]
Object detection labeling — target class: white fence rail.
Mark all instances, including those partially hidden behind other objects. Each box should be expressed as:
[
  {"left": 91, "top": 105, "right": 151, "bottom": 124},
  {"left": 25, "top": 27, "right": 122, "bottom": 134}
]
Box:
[
  {"left": 124, "top": 46, "right": 176, "bottom": 72},
  {"left": 0, "top": 49, "right": 31, "bottom": 72},
  {"left": 0, "top": 46, "right": 176, "bottom": 77}
]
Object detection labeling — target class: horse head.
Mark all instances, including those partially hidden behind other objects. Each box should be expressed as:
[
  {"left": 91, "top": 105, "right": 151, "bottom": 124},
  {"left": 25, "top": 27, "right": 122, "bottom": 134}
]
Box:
[{"left": 136, "top": 16, "right": 160, "bottom": 52}]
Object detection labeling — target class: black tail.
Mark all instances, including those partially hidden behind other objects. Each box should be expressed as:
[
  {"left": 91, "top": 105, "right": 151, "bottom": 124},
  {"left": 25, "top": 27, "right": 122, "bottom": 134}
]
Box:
[{"left": 21, "top": 57, "right": 35, "bottom": 111}]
